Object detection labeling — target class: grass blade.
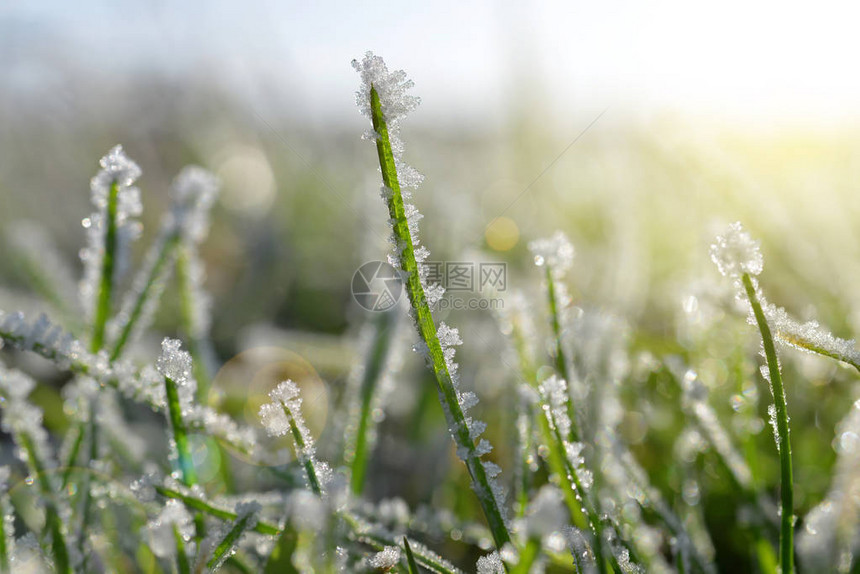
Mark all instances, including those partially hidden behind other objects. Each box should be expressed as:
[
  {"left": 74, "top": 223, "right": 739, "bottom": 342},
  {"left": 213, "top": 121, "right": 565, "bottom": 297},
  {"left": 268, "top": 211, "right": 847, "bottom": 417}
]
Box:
[
  {"left": 403, "top": 536, "right": 421, "bottom": 574},
  {"left": 355, "top": 52, "right": 512, "bottom": 552},
  {"left": 742, "top": 273, "right": 794, "bottom": 574}
]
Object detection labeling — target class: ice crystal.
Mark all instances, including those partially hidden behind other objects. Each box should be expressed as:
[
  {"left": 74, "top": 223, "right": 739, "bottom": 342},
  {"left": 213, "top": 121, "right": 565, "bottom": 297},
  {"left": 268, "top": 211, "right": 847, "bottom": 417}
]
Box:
[
  {"left": 709, "top": 222, "right": 763, "bottom": 280},
  {"left": 529, "top": 231, "right": 575, "bottom": 272},
  {"left": 564, "top": 526, "right": 597, "bottom": 574},
  {"left": 476, "top": 551, "right": 505, "bottom": 573},
  {"left": 80, "top": 145, "right": 143, "bottom": 321},
  {"left": 156, "top": 338, "right": 192, "bottom": 385},
  {"left": 353, "top": 52, "right": 420, "bottom": 123},
  {"left": 259, "top": 381, "right": 332, "bottom": 492},
  {"left": 763, "top": 301, "right": 860, "bottom": 367},
  {"left": 367, "top": 545, "right": 400, "bottom": 570}
]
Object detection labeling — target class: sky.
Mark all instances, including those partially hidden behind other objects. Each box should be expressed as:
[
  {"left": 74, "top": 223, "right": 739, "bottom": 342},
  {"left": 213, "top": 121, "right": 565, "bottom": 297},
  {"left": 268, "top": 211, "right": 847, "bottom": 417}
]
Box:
[{"left": 3, "top": 1, "right": 860, "bottom": 129}]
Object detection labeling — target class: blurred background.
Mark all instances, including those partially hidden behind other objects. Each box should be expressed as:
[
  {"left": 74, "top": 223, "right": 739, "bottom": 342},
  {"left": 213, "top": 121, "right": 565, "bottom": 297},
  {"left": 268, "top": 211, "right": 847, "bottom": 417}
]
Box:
[{"left": 3, "top": 1, "right": 860, "bottom": 571}]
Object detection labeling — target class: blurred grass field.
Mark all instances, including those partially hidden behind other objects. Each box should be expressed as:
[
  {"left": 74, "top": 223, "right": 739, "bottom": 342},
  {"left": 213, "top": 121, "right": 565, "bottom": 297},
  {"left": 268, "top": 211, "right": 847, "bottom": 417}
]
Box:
[{"left": 2, "top": 67, "right": 860, "bottom": 571}]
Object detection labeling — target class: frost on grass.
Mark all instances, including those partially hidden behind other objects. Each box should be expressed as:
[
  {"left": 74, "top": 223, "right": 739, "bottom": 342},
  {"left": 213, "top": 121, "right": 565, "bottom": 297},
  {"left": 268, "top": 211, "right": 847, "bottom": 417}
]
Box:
[
  {"left": 367, "top": 545, "right": 400, "bottom": 570},
  {"left": 529, "top": 231, "right": 575, "bottom": 272},
  {"left": 259, "top": 380, "right": 333, "bottom": 493},
  {"left": 353, "top": 52, "right": 437, "bottom": 304},
  {"left": 709, "top": 222, "right": 763, "bottom": 281},
  {"left": 156, "top": 338, "right": 197, "bottom": 419},
  {"left": 476, "top": 551, "right": 505, "bottom": 574},
  {"left": 145, "top": 499, "right": 194, "bottom": 559},
  {"left": 106, "top": 167, "right": 220, "bottom": 356},
  {"left": 566, "top": 526, "right": 599, "bottom": 573},
  {"left": 80, "top": 145, "right": 143, "bottom": 321},
  {"left": 762, "top": 302, "right": 860, "bottom": 369}
]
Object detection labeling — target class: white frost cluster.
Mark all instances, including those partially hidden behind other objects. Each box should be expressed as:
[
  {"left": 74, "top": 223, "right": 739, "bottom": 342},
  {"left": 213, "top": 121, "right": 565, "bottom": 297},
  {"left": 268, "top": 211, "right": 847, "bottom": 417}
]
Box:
[
  {"left": 367, "top": 545, "right": 401, "bottom": 570},
  {"left": 353, "top": 52, "right": 439, "bottom": 305},
  {"left": 434, "top": 321, "right": 507, "bottom": 524},
  {"left": 709, "top": 222, "right": 763, "bottom": 281},
  {"left": 169, "top": 166, "right": 220, "bottom": 243},
  {"left": 0, "top": 310, "right": 259, "bottom": 460},
  {"left": 80, "top": 145, "right": 143, "bottom": 322},
  {"left": 156, "top": 338, "right": 192, "bottom": 385},
  {"left": 156, "top": 338, "right": 197, "bottom": 419},
  {"left": 538, "top": 375, "right": 593, "bottom": 489},
  {"left": 529, "top": 231, "right": 575, "bottom": 272},
  {"left": 353, "top": 51, "right": 420, "bottom": 126},
  {"left": 145, "top": 499, "right": 194, "bottom": 558},
  {"left": 762, "top": 302, "right": 860, "bottom": 368},
  {"left": 476, "top": 551, "right": 506, "bottom": 573},
  {"left": 106, "top": 166, "right": 219, "bottom": 355},
  {"left": 565, "top": 527, "right": 598, "bottom": 574},
  {"left": 0, "top": 366, "right": 58, "bottom": 488},
  {"left": 259, "top": 380, "right": 333, "bottom": 492}
]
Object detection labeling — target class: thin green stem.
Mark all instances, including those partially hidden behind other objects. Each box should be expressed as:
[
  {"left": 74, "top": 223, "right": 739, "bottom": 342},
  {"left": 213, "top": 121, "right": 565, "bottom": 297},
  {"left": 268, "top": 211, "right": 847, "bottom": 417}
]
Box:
[
  {"left": 164, "top": 376, "right": 198, "bottom": 486},
  {"left": 540, "top": 401, "right": 609, "bottom": 574},
  {"left": 77, "top": 411, "right": 99, "bottom": 562},
  {"left": 282, "top": 404, "right": 321, "bottom": 496},
  {"left": 19, "top": 433, "right": 70, "bottom": 573},
  {"left": 402, "top": 537, "right": 420, "bottom": 574},
  {"left": 742, "top": 273, "right": 794, "bottom": 574},
  {"left": 176, "top": 249, "right": 210, "bottom": 400},
  {"left": 155, "top": 486, "right": 460, "bottom": 574},
  {"left": 110, "top": 233, "right": 180, "bottom": 361},
  {"left": 0, "top": 499, "right": 8, "bottom": 574},
  {"left": 543, "top": 267, "right": 581, "bottom": 441},
  {"left": 154, "top": 486, "right": 279, "bottom": 536},
  {"left": 348, "top": 311, "right": 396, "bottom": 496},
  {"left": 60, "top": 422, "right": 85, "bottom": 489},
  {"left": 206, "top": 512, "right": 255, "bottom": 570},
  {"left": 91, "top": 180, "right": 120, "bottom": 353},
  {"left": 173, "top": 524, "right": 191, "bottom": 574},
  {"left": 368, "top": 84, "right": 511, "bottom": 551}
]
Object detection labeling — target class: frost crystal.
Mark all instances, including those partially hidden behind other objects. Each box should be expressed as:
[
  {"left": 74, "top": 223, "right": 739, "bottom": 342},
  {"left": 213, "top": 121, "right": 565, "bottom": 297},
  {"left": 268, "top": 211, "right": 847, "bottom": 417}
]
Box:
[
  {"left": 169, "top": 166, "right": 220, "bottom": 242},
  {"left": 353, "top": 52, "right": 420, "bottom": 123},
  {"left": 564, "top": 526, "right": 597, "bottom": 573},
  {"left": 367, "top": 546, "right": 401, "bottom": 570},
  {"left": 156, "top": 338, "right": 192, "bottom": 386},
  {"left": 529, "top": 231, "right": 575, "bottom": 272},
  {"left": 476, "top": 551, "right": 506, "bottom": 574},
  {"left": 258, "top": 381, "right": 332, "bottom": 493},
  {"left": 709, "top": 222, "right": 763, "bottom": 280},
  {"left": 80, "top": 145, "right": 143, "bottom": 321},
  {"left": 762, "top": 302, "right": 860, "bottom": 367}
]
